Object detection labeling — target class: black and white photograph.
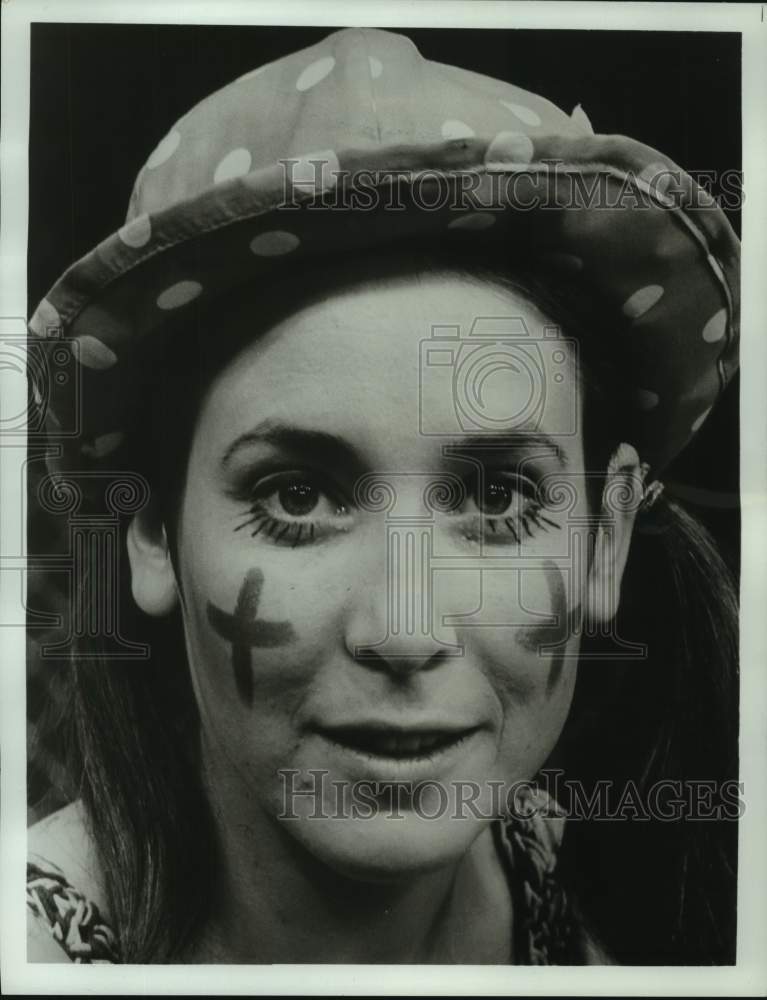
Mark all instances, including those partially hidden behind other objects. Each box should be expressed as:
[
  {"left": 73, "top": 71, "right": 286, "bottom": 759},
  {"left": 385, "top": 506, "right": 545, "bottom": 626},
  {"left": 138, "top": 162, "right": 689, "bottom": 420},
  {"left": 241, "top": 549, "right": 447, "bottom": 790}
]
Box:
[{"left": 1, "top": 0, "right": 765, "bottom": 993}]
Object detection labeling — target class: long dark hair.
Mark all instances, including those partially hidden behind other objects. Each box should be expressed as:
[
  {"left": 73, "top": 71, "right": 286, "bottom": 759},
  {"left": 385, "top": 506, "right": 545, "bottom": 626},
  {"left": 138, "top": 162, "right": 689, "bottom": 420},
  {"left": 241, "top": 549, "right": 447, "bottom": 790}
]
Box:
[
  {"left": 32, "top": 244, "right": 739, "bottom": 963},
  {"left": 556, "top": 494, "right": 739, "bottom": 963}
]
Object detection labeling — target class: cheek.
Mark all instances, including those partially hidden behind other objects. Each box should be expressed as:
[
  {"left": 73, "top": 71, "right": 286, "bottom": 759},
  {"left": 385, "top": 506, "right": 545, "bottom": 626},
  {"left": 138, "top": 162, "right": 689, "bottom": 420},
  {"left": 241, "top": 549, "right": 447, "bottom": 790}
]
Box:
[
  {"left": 180, "top": 545, "right": 350, "bottom": 720},
  {"left": 515, "top": 559, "right": 583, "bottom": 695},
  {"left": 453, "top": 560, "right": 580, "bottom": 774},
  {"left": 446, "top": 555, "right": 583, "bottom": 687}
]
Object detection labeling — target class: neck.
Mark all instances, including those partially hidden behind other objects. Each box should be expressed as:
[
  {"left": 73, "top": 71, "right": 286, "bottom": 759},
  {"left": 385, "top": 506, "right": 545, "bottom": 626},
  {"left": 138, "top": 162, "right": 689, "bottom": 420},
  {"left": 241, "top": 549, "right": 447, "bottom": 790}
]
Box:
[{"left": 189, "top": 755, "right": 512, "bottom": 963}]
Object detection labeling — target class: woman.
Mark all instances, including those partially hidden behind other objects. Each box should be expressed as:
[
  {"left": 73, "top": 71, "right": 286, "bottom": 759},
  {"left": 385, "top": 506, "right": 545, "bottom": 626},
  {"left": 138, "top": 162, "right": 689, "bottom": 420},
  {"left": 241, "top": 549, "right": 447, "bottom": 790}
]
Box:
[{"left": 26, "top": 27, "right": 739, "bottom": 965}]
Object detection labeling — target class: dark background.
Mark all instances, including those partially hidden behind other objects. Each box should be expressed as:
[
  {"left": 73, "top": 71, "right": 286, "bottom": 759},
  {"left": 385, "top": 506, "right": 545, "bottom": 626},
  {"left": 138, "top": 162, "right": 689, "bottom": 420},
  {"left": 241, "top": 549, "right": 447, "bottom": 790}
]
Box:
[{"left": 28, "top": 22, "right": 742, "bottom": 567}]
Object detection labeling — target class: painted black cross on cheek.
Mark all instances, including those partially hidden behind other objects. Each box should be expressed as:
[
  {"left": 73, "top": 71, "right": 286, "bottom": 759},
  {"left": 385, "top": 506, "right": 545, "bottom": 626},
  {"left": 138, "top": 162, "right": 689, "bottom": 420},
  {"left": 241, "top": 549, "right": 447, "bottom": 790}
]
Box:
[
  {"left": 517, "top": 559, "right": 582, "bottom": 696},
  {"left": 206, "top": 568, "right": 296, "bottom": 705}
]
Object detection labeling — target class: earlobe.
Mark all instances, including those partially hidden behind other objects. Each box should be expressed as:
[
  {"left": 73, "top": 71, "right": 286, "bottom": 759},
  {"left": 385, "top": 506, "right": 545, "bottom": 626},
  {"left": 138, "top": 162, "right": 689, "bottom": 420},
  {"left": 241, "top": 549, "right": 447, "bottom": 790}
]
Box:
[
  {"left": 126, "top": 508, "right": 179, "bottom": 617},
  {"left": 585, "top": 443, "right": 646, "bottom": 625}
]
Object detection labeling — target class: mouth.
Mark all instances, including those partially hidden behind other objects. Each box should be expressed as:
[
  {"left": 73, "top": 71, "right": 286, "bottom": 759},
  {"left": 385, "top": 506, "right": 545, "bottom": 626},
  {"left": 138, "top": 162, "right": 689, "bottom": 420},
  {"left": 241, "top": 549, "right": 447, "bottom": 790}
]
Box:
[{"left": 314, "top": 724, "right": 479, "bottom": 760}]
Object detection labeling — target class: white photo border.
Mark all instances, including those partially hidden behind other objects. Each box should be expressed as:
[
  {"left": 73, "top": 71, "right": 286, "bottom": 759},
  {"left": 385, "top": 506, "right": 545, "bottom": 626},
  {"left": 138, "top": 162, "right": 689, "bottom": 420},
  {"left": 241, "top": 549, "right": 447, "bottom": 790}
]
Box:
[{"left": 2, "top": 1, "right": 765, "bottom": 994}]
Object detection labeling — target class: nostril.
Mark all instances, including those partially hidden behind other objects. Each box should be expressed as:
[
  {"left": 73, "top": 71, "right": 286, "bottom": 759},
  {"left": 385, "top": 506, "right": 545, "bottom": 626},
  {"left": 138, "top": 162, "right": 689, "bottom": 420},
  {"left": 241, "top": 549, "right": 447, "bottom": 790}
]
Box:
[
  {"left": 352, "top": 644, "right": 452, "bottom": 678},
  {"left": 352, "top": 645, "right": 386, "bottom": 664}
]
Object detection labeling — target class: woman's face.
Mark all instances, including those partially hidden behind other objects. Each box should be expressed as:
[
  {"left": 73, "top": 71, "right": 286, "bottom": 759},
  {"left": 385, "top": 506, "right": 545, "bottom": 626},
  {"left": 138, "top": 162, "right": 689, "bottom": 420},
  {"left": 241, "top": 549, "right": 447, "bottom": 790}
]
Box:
[{"left": 171, "top": 271, "right": 593, "bottom": 880}]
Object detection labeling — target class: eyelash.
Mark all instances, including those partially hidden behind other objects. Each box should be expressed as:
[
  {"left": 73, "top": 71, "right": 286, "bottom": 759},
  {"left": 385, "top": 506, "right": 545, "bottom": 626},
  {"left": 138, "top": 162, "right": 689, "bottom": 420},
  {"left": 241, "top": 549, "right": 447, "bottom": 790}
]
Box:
[
  {"left": 234, "top": 471, "right": 350, "bottom": 548},
  {"left": 463, "top": 503, "right": 559, "bottom": 546},
  {"left": 234, "top": 470, "right": 560, "bottom": 548},
  {"left": 448, "top": 473, "right": 559, "bottom": 546}
]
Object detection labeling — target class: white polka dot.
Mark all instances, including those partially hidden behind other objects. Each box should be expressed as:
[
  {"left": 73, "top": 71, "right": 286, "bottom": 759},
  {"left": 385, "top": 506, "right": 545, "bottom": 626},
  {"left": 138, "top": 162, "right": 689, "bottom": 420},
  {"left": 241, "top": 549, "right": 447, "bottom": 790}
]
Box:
[
  {"left": 29, "top": 298, "right": 61, "bottom": 337},
  {"left": 500, "top": 101, "right": 541, "bottom": 127},
  {"left": 570, "top": 104, "right": 594, "bottom": 135},
  {"left": 368, "top": 56, "right": 383, "bottom": 79},
  {"left": 691, "top": 407, "right": 712, "bottom": 433},
  {"left": 146, "top": 129, "right": 181, "bottom": 170},
  {"left": 81, "top": 431, "right": 125, "bottom": 459},
  {"left": 702, "top": 308, "right": 727, "bottom": 343},
  {"left": 72, "top": 335, "right": 117, "bottom": 370},
  {"left": 239, "top": 64, "right": 268, "bottom": 82},
  {"left": 537, "top": 252, "right": 584, "bottom": 273},
  {"left": 214, "top": 148, "right": 252, "bottom": 184},
  {"left": 156, "top": 280, "right": 203, "bottom": 310},
  {"left": 635, "top": 388, "right": 660, "bottom": 411},
  {"left": 118, "top": 214, "right": 152, "bottom": 249},
  {"left": 441, "top": 120, "right": 475, "bottom": 141},
  {"left": 707, "top": 254, "right": 726, "bottom": 284},
  {"left": 485, "top": 131, "right": 534, "bottom": 166},
  {"left": 249, "top": 231, "right": 301, "bottom": 256},
  {"left": 622, "top": 285, "right": 665, "bottom": 320},
  {"left": 296, "top": 56, "right": 335, "bottom": 92},
  {"left": 290, "top": 149, "right": 340, "bottom": 194},
  {"left": 447, "top": 212, "right": 497, "bottom": 232}
]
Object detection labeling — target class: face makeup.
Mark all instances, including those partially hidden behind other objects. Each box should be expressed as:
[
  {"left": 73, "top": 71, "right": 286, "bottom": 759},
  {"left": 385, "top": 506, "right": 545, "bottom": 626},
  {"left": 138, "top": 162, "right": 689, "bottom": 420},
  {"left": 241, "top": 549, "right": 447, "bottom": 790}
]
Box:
[{"left": 173, "top": 271, "right": 589, "bottom": 879}]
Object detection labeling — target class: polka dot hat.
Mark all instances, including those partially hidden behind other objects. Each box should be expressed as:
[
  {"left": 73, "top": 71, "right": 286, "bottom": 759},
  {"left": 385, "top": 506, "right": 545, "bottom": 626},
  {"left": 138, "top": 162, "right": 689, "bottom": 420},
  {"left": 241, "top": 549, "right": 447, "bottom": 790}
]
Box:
[{"left": 30, "top": 27, "right": 739, "bottom": 475}]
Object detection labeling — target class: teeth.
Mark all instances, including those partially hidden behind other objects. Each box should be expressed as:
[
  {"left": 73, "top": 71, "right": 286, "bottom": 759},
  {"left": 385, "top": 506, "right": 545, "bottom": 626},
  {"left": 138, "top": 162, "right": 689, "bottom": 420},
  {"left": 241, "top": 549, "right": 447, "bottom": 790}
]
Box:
[{"left": 331, "top": 729, "right": 461, "bottom": 757}]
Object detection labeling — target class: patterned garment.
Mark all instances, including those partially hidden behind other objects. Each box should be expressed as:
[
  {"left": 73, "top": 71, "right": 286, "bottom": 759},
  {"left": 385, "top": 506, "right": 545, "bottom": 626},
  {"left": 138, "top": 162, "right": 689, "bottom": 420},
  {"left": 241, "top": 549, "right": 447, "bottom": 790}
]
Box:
[
  {"left": 497, "top": 792, "right": 576, "bottom": 964},
  {"left": 26, "top": 860, "right": 119, "bottom": 963},
  {"left": 27, "top": 797, "right": 576, "bottom": 965}
]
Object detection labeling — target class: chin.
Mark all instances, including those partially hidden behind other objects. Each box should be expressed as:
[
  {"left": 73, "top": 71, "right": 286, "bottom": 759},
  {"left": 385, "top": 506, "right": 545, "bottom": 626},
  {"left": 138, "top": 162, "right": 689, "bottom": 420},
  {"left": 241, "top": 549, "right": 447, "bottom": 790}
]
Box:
[{"left": 279, "top": 805, "right": 492, "bottom": 884}]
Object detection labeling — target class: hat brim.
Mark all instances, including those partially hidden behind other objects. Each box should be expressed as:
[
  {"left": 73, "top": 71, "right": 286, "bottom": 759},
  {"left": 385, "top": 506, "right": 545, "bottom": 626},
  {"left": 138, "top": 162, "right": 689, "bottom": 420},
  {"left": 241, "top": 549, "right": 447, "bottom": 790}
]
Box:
[{"left": 30, "top": 134, "right": 739, "bottom": 473}]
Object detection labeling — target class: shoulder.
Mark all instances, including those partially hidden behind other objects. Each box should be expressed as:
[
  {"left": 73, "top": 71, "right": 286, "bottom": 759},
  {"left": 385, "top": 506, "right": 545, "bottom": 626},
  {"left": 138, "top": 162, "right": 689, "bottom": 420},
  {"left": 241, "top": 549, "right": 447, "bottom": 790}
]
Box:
[
  {"left": 27, "top": 801, "right": 118, "bottom": 963},
  {"left": 28, "top": 800, "right": 106, "bottom": 912}
]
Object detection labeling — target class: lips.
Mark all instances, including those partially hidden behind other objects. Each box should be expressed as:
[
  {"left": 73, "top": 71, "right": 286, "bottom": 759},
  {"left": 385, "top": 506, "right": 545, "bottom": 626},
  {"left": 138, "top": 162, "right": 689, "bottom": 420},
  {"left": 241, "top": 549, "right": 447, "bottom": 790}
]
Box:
[{"left": 316, "top": 725, "right": 476, "bottom": 759}]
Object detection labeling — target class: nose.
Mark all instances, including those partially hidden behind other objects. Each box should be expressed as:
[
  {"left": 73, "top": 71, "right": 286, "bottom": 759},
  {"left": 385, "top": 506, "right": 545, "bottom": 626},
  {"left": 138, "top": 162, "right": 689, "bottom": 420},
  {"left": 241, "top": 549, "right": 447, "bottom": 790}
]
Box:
[{"left": 343, "top": 518, "right": 462, "bottom": 678}]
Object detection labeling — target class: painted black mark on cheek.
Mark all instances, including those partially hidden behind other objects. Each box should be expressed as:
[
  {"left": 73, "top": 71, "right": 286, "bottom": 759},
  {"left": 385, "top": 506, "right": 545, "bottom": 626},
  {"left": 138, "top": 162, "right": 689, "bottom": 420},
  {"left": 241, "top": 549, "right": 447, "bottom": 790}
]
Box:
[
  {"left": 206, "top": 568, "right": 296, "bottom": 705},
  {"left": 517, "top": 560, "right": 581, "bottom": 696}
]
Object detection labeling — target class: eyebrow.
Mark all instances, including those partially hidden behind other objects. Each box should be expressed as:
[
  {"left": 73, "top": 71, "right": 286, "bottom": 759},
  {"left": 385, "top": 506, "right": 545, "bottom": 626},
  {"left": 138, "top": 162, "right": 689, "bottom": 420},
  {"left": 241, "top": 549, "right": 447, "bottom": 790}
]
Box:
[
  {"left": 221, "top": 421, "right": 568, "bottom": 473},
  {"left": 442, "top": 432, "right": 568, "bottom": 468},
  {"left": 220, "top": 419, "right": 368, "bottom": 478}
]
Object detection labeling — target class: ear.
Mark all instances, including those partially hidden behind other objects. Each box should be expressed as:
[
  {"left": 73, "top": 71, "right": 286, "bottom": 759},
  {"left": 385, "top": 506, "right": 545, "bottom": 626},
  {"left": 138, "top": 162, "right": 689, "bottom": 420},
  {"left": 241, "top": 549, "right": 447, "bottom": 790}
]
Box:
[
  {"left": 585, "top": 442, "right": 646, "bottom": 626},
  {"left": 126, "top": 505, "right": 179, "bottom": 617}
]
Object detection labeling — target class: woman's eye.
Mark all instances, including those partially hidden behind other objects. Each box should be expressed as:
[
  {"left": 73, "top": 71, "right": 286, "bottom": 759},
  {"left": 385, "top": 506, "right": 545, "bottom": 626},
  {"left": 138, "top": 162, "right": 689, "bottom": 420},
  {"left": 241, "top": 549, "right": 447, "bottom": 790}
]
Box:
[
  {"left": 476, "top": 479, "right": 516, "bottom": 516},
  {"left": 465, "top": 473, "right": 531, "bottom": 516},
  {"left": 258, "top": 473, "right": 346, "bottom": 519},
  {"left": 278, "top": 479, "right": 322, "bottom": 517},
  {"left": 455, "top": 472, "right": 558, "bottom": 544},
  {"left": 235, "top": 472, "right": 350, "bottom": 546}
]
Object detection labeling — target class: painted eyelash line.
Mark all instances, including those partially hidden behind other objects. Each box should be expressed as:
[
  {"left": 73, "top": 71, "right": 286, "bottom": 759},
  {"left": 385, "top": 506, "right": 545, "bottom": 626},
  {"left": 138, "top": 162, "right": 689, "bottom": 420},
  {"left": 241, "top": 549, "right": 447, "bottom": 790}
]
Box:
[
  {"left": 527, "top": 506, "right": 559, "bottom": 530},
  {"left": 235, "top": 507, "right": 320, "bottom": 548},
  {"left": 235, "top": 507, "right": 559, "bottom": 543},
  {"left": 233, "top": 484, "right": 560, "bottom": 548},
  {"left": 476, "top": 504, "right": 561, "bottom": 544},
  {"left": 523, "top": 506, "right": 560, "bottom": 536}
]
